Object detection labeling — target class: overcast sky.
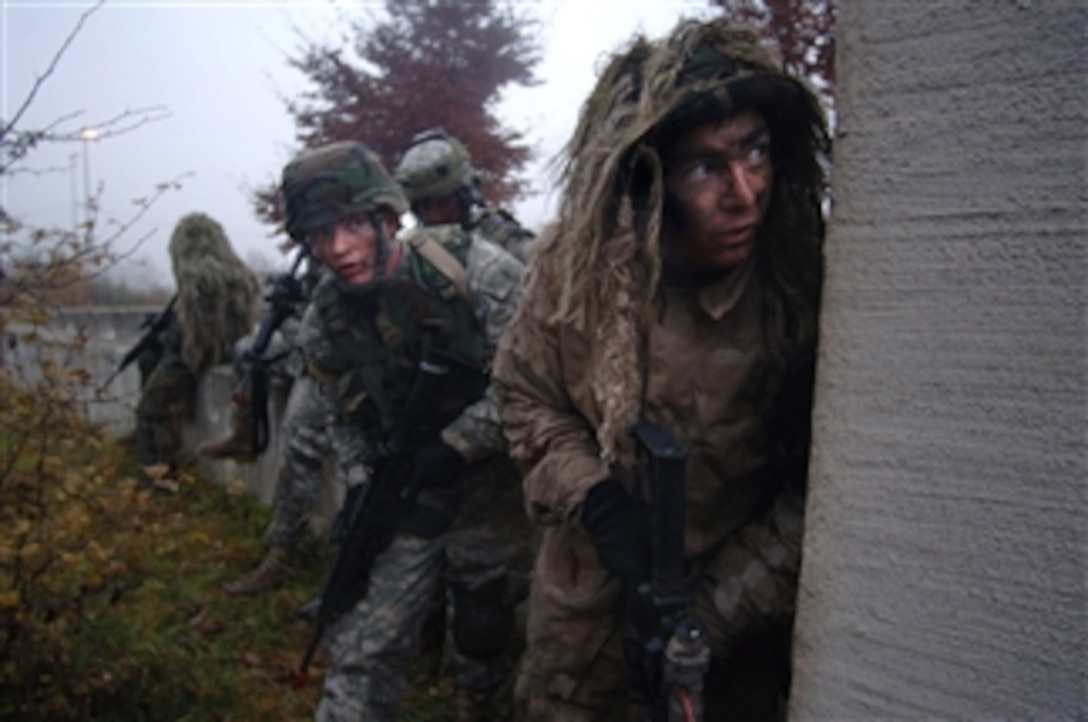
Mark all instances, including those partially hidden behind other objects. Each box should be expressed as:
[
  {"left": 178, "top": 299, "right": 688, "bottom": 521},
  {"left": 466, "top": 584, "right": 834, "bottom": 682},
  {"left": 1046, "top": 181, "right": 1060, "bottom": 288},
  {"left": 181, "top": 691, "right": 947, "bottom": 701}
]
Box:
[{"left": 2, "top": 0, "right": 713, "bottom": 289}]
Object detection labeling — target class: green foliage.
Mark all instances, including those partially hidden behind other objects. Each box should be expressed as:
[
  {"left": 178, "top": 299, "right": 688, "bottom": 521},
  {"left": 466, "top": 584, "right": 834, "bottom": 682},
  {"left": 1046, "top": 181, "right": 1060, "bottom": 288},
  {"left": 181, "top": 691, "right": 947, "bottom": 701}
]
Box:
[
  {"left": 0, "top": 377, "right": 522, "bottom": 720},
  {"left": 0, "top": 396, "right": 321, "bottom": 720}
]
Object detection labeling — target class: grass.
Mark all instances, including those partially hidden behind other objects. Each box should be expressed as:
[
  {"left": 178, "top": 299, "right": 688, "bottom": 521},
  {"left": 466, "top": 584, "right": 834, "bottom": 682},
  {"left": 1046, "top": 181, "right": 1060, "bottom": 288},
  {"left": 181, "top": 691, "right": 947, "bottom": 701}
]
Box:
[
  {"left": 2, "top": 439, "right": 519, "bottom": 721},
  {"left": 45, "top": 464, "right": 332, "bottom": 721},
  {"left": 0, "top": 352, "right": 520, "bottom": 721}
]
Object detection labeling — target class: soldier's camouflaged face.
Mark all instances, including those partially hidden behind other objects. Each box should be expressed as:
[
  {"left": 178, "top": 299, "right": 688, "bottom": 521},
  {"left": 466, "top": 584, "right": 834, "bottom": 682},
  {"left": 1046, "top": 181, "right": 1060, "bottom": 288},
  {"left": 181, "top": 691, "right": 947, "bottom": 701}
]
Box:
[{"left": 282, "top": 141, "right": 408, "bottom": 244}]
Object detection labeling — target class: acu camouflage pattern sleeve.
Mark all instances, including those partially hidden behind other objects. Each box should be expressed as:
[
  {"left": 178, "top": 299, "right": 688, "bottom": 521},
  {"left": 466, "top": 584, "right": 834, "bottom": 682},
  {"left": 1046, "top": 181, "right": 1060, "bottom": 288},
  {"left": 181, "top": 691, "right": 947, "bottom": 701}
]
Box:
[
  {"left": 472, "top": 206, "right": 535, "bottom": 264},
  {"left": 693, "top": 479, "right": 805, "bottom": 658},
  {"left": 692, "top": 352, "right": 815, "bottom": 655},
  {"left": 438, "top": 239, "right": 524, "bottom": 463}
]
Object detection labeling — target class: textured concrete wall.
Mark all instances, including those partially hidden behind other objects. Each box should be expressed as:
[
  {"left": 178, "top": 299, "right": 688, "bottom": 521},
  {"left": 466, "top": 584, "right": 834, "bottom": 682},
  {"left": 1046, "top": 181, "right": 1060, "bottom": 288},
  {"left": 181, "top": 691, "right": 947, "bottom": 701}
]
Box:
[
  {"left": 791, "top": 2, "right": 1086, "bottom": 719},
  {"left": 3, "top": 307, "right": 340, "bottom": 527},
  {"left": 3, "top": 306, "right": 158, "bottom": 435}
]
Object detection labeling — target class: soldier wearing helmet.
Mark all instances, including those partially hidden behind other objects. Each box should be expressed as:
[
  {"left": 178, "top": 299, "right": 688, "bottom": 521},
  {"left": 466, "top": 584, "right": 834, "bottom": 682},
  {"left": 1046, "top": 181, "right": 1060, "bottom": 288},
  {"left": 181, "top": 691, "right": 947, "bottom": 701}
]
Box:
[
  {"left": 394, "top": 128, "right": 535, "bottom": 263},
  {"left": 281, "top": 140, "right": 533, "bottom": 722},
  {"left": 493, "top": 17, "right": 828, "bottom": 720}
]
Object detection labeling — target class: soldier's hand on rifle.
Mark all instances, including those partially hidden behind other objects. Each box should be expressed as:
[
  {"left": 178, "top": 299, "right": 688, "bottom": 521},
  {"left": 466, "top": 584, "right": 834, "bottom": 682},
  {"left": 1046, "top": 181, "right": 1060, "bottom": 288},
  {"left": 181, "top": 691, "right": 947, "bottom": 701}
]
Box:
[
  {"left": 580, "top": 479, "right": 650, "bottom": 580},
  {"left": 409, "top": 438, "right": 468, "bottom": 489}
]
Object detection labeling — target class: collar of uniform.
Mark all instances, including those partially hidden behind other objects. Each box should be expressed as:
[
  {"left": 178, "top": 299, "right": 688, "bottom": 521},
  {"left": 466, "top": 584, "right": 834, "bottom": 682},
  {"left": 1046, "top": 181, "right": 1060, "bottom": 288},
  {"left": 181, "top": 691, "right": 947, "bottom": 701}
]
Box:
[{"left": 696, "top": 255, "right": 756, "bottom": 321}]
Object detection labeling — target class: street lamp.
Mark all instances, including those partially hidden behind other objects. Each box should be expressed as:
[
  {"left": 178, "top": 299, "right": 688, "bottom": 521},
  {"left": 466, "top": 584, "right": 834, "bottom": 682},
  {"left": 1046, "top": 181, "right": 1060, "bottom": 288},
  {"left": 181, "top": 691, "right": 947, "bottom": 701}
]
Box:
[
  {"left": 68, "top": 153, "right": 79, "bottom": 228},
  {"left": 79, "top": 126, "right": 99, "bottom": 228}
]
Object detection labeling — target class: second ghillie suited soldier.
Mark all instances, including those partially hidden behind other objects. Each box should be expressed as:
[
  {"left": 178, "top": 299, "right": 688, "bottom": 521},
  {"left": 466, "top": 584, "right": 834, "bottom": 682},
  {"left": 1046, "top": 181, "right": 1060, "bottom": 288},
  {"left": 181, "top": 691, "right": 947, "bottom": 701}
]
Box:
[
  {"left": 281, "top": 141, "right": 534, "bottom": 721},
  {"left": 493, "top": 17, "right": 828, "bottom": 721},
  {"left": 394, "top": 128, "right": 536, "bottom": 263},
  {"left": 137, "top": 212, "right": 260, "bottom": 475}
]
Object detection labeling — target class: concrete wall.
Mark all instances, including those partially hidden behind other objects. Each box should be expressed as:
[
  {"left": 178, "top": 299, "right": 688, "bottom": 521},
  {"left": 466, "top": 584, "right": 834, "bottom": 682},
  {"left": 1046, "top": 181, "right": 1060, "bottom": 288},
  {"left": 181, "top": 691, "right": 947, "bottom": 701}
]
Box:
[
  {"left": 2, "top": 305, "right": 340, "bottom": 527},
  {"left": 791, "top": 2, "right": 1086, "bottom": 719}
]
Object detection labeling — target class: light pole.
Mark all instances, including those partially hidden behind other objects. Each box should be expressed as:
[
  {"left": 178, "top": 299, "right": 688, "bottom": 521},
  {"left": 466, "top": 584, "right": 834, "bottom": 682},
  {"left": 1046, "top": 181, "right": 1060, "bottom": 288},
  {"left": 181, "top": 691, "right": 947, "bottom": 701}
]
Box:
[
  {"left": 68, "top": 153, "right": 79, "bottom": 229},
  {"left": 79, "top": 126, "right": 99, "bottom": 229}
]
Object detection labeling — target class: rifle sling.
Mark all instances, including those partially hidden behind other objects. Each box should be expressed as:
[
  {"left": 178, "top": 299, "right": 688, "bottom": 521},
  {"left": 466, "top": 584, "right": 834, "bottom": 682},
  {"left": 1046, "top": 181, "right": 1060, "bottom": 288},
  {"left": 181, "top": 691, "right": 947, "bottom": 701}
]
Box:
[{"left": 404, "top": 231, "right": 470, "bottom": 300}]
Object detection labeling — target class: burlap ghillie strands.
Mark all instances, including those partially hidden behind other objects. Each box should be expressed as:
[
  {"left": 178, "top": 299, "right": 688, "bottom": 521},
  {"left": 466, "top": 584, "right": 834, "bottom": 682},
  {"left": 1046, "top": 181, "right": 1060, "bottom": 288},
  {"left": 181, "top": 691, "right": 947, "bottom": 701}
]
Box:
[
  {"left": 528, "top": 17, "right": 829, "bottom": 462},
  {"left": 168, "top": 212, "right": 260, "bottom": 374}
]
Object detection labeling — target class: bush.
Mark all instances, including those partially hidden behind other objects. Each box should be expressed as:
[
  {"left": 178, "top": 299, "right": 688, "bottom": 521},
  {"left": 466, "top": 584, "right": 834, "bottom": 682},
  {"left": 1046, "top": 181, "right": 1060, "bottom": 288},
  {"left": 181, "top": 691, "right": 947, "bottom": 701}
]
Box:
[
  {"left": 0, "top": 381, "right": 329, "bottom": 719},
  {"left": 0, "top": 375, "right": 153, "bottom": 718}
]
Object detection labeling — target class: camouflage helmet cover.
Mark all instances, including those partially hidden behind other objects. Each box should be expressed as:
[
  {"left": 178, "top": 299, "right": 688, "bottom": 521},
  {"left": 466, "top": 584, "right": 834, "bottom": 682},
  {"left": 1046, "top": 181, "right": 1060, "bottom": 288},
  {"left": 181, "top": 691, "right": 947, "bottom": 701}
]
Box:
[
  {"left": 281, "top": 141, "right": 409, "bottom": 243},
  {"left": 642, "top": 22, "right": 821, "bottom": 150},
  {"left": 393, "top": 129, "right": 476, "bottom": 204}
]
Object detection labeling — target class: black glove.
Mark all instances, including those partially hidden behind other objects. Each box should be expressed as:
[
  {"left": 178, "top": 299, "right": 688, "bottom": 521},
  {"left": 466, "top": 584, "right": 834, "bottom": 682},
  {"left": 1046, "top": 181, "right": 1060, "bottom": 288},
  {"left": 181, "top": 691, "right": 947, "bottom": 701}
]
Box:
[
  {"left": 409, "top": 438, "right": 468, "bottom": 490},
  {"left": 580, "top": 479, "right": 649, "bottom": 580}
]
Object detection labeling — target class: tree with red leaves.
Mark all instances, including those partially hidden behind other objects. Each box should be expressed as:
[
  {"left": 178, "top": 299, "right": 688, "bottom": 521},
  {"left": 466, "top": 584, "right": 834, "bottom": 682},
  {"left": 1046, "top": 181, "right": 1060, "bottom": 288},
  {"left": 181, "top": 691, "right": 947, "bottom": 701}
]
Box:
[
  {"left": 710, "top": 0, "right": 835, "bottom": 104},
  {"left": 256, "top": 0, "right": 539, "bottom": 228}
]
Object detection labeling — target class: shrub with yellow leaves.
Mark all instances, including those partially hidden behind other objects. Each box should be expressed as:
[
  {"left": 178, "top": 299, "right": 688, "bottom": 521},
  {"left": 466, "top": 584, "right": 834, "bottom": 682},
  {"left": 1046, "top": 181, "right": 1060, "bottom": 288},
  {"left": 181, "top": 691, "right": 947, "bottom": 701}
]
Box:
[{"left": 0, "top": 366, "right": 158, "bottom": 718}]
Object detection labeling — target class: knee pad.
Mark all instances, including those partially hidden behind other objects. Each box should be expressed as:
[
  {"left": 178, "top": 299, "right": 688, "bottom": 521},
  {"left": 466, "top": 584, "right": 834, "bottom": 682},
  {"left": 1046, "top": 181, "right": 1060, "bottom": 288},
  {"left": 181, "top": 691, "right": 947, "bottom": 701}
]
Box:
[{"left": 451, "top": 582, "right": 515, "bottom": 660}]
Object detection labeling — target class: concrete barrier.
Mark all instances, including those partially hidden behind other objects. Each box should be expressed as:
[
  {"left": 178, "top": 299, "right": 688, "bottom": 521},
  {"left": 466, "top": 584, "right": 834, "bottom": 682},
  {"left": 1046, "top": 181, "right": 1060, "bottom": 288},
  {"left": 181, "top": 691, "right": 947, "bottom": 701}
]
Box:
[{"left": 2, "top": 305, "right": 341, "bottom": 530}]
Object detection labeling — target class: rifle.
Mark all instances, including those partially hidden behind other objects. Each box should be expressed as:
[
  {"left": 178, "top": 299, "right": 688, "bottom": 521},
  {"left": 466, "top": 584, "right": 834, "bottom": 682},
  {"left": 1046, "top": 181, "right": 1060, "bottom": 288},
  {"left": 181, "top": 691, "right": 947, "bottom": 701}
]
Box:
[
  {"left": 289, "top": 342, "right": 479, "bottom": 689},
  {"left": 231, "top": 250, "right": 309, "bottom": 455},
  {"left": 100, "top": 294, "right": 178, "bottom": 391},
  {"left": 628, "top": 421, "right": 710, "bottom": 722}
]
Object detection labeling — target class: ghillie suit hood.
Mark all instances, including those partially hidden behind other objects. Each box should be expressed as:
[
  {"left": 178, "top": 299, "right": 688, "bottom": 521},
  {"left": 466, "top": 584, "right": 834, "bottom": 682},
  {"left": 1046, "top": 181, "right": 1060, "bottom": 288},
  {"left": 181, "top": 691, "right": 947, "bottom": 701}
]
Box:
[
  {"left": 529, "top": 18, "right": 829, "bottom": 461},
  {"left": 168, "top": 212, "right": 260, "bottom": 373}
]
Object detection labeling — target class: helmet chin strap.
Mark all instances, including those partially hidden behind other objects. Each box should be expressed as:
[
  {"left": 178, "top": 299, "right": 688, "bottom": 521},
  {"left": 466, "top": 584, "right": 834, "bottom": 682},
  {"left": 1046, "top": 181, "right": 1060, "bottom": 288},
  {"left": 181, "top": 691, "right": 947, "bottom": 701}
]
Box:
[
  {"left": 370, "top": 210, "right": 391, "bottom": 282},
  {"left": 455, "top": 188, "right": 474, "bottom": 228}
]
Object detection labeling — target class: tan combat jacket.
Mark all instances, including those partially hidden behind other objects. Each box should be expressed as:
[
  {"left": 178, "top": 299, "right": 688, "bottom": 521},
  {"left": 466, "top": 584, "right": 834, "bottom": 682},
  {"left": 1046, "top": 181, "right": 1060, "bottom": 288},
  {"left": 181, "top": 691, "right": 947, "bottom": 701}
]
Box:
[
  {"left": 494, "top": 252, "right": 808, "bottom": 652},
  {"left": 496, "top": 257, "right": 778, "bottom": 557}
]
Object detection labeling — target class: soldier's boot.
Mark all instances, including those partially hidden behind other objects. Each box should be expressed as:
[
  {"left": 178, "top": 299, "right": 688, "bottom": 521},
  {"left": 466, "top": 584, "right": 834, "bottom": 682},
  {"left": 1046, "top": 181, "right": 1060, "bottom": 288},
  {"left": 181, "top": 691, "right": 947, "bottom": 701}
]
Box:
[
  {"left": 221, "top": 545, "right": 290, "bottom": 596},
  {"left": 452, "top": 687, "right": 492, "bottom": 722},
  {"left": 196, "top": 410, "right": 256, "bottom": 464}
]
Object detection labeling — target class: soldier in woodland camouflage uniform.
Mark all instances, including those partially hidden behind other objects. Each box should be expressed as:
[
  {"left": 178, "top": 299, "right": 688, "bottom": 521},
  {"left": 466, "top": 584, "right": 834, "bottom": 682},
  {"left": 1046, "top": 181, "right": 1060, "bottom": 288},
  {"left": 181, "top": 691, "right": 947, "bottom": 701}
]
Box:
[
  {"left": 493, "top": 18, "right": 828, "bottom": 721},
  {"left": 281, "top": 140, "right": 533, "bottom": 722},
  {"left": 394, "top": 128, "right": 535, "bottom": 263},
  {"left": 137, "top": 212, "right": 260, "bottom": 474}
]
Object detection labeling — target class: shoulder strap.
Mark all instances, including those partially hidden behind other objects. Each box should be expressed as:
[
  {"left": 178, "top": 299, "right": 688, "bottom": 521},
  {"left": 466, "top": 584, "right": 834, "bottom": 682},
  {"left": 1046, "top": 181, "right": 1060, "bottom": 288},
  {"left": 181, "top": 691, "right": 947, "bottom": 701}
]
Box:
[{"left": 404, "top": 230, "right": 469, "bottom": 301}]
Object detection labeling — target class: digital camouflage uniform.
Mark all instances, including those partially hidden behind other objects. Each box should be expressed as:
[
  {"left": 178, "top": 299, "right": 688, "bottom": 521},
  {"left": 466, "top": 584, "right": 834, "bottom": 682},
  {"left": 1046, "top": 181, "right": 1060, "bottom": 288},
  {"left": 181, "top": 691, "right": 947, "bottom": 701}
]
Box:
[
  {"left": 469, "top": 205, "right": 535, "bottom": 265},
  {"left": 229, "top": 305, "right": 333, "bottom": 551},
  {"left": 394, "top": 128, "right": 536, "bottom": 263},
  {"left": 492, "top": 19, "right": 828, "bottom": 722},
  {"left": 211, "top": 259, "right": 333, "bottom": 596},
  {"left": 280, "top": 141, "right": 534, "bottom": 721}
]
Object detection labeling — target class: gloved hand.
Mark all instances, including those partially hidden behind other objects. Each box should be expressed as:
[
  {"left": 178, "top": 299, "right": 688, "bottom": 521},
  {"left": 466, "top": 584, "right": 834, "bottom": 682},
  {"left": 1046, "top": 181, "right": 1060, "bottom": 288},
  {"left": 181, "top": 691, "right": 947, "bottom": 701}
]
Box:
[
  {"left": 409, "top": 438, "right": 468, "bottom": 490},
  {"left": 579, "top": 478, "right": 649, "bottom": 580}
]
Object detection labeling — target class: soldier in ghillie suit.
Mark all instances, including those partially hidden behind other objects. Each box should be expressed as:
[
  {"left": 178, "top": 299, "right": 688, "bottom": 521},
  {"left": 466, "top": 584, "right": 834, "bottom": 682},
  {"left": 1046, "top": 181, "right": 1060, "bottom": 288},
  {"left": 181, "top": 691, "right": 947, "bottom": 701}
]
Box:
[
  {"left": 493, "top": 17, "right": 828, "bottom": 721},
  {"left": 394, "top": 128, "right": 536, "bottom": 263},
  {"left": 136, "top": 212, "right": 260, "bottom": 475},
  {"left": 281, "top": 141, "right": 533, "bottom": 721}
]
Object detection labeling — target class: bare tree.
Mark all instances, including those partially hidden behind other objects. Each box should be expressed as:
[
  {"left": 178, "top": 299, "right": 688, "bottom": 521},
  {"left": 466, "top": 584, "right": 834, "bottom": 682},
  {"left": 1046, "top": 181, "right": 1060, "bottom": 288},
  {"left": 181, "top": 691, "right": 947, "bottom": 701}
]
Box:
[{"left": 1, "top": 0, "right": 177, "bottom": 308}]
